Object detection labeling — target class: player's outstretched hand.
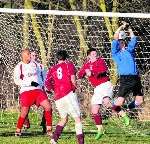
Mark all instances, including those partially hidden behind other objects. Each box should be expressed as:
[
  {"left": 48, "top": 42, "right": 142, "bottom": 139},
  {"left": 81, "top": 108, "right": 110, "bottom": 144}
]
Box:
[
  {"left": 121, "top": 21, "right": 129, "bottom": 29},
  {"left": 128, "top": 26, "right": 132, "bottom": 32},
  {"left": 31, "top": 81, "right": 39, "bottom": 87}
]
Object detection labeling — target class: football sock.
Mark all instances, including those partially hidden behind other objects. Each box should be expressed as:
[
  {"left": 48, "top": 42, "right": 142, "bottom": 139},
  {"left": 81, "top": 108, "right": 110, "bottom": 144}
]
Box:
[
  {"left": 44, "top": 110, "right": 52, "bottom": 126},
  {"left": 92, "top": 113, "right": 102, "bottom": 125},
  {"left": 17, "top": 116, "right": 25, "bottom": 129},
  {"left": 52, "top": 125, "right": 64, "bottom": 142},
  {"left": 77, "top": 134, "right": 84, "bottom": 144},
  {"left": 75, "top": 122, "right": 83, "bottom": 135}
]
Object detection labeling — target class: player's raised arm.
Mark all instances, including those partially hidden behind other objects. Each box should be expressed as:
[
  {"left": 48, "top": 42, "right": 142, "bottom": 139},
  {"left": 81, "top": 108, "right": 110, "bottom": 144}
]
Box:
[
  {"left": 127, "top": 27, "right": 138, "bottom": 52},
  {"left": 111, "top": 40, "right": 120, "bottom": 64},
  {"left": 111, "top": 22, "right": 128, "bottom": 63},
  {"left": 114, "top": 21, "right": 126, "bottom": 39}
]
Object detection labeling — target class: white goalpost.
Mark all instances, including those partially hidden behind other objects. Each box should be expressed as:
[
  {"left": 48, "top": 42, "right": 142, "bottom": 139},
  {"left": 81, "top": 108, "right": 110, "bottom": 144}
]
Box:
[
  {"left": 0, "top": 8, "right": 150, "bottom": 18},
  {"left": 0, "top": 8, "right": 150, "bottom": 134}
]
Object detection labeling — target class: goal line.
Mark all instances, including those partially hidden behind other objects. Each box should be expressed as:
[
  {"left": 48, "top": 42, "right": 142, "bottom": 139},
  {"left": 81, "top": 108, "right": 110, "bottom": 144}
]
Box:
[{"left": 0, "top": 8, "right": 150, "bottom": 18}]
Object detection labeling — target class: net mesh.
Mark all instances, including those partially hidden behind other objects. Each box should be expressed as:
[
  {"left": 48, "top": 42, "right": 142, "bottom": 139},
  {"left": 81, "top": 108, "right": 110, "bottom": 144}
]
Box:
[{"left": 0, "top": 6, "right": 150, "bottom": 135}]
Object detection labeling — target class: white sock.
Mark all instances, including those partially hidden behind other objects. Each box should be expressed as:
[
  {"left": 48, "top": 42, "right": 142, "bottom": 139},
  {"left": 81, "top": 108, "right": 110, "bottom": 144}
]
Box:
[{"left": 75, "top": 122, "right": 83, "bottom": 135}]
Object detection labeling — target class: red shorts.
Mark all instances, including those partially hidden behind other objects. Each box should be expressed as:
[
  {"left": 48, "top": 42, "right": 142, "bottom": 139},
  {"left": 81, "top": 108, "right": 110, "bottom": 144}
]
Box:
[{"left": 20, "top": 89, "right": 48, "bottom": 107}]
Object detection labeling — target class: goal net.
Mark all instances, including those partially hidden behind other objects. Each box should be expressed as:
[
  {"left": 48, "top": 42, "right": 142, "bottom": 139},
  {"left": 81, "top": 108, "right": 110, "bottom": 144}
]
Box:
[{"left": 0, "top": 7, "right": 150, "bottom": 135}]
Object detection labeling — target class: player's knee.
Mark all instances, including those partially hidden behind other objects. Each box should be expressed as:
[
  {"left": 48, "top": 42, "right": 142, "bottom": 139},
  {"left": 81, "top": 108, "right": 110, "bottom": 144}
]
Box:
[
  {"left": 59, "top": 117, "right": 68, "bottom": 125},
  {"left": 41, "top": 101, "right": 51, "bottom": 111},
  {"left": 91, "top": 107, "right": 99, "bottom": 114},
  {"left": 103, "top": 97, "right": 112, "bottom": 108},
  {"left": 91, "top": 109, "right": 98, "bottom": 115},
  {"left": 135, "top": 98, "right": 143, "bottom": 106},
  {"left": 20, "top": 107, "right": 29, "bottom": 118},
  {"left": 74, "top": 117, "right": 81, "bottom": 123},
  {"left": 114, "top": 97, "right": 125, "bottom": 106},
  {"left": 20, "top": 111, "right": 28, "bottom": 118},
  {"left": 43, "top": 106, "right": 51, "bottom": 111}
]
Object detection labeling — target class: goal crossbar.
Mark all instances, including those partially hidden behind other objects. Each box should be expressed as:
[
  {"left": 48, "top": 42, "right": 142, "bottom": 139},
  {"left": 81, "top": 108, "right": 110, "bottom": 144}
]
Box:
[{"left": 0, "top": 8, "right": 150, "bottom": 18}]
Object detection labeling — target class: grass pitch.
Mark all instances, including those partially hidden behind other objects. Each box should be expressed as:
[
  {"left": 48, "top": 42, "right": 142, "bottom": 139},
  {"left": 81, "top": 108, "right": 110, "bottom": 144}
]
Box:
[{"left": 0, "top": 111, "right": 150, "bottom": 144}]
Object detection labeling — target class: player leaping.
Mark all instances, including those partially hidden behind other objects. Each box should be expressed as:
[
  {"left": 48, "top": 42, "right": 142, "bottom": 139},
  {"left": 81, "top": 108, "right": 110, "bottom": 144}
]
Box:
[
  {"left": 111, "top": 22, "right": 143, "bottom": 126},
  {"left": 78, "top": 48, "right": 113, "bottom": 140}
]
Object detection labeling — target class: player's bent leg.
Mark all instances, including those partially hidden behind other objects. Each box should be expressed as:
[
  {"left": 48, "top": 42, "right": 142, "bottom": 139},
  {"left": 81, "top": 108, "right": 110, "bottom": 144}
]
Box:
[
  {"left": 40, "top": 100, "right": 51, "bottom": 134},
  {"left": 74, "top": 117, "right": 84, "bottom": 144},
  {"left": 40, "top": 99, "right": 52, "bottom": 136},
  {"left": 23, "top": 115, "right": 30, "bottom": 131},
  {"left": 64, "top": 92, "right": 84, "bottom": 143},
  {"left": 113, "top": 97, "right": 125, "bottom": 107},
  {"left": 91, "top": 104, "right": 104, "bottom": 140},
  {"left": 16, "top": 106, "right": 30, "bottom": 136},
  {"left": 128, "top": 96, "right": 143, "bottom": 110},
  {"left": 51, "top": 117, "right": 68, "bottom": 144},
  {"left": 112, "top": 97, "right": 124, "bottom": 114},
  {"left": 112, "top": 97, "right": 130, "bottom": 126},
  {"left": 103, "top": 97, "right": 112, "bottom": 108}
]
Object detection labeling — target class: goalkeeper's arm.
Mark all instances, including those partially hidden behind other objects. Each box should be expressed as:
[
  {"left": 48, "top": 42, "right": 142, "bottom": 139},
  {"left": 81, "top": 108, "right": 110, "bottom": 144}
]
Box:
[
  {"left": 114, "top": 21, "right": 127, "bottom": 39},
  {"left": 127, "top": 27, "right": 137, "bottom": 52},
  {"left": 128, "top": 27, "right": 135, "bottom": 38}
]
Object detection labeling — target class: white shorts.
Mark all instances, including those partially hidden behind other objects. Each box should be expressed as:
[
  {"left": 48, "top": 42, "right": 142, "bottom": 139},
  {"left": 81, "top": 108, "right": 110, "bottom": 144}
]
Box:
[
  {"left": 91, "top": 81, "right": 113, "bottom": 105},
  {"left": 55, "top": 91, "right": 81, "bottom": 118}
]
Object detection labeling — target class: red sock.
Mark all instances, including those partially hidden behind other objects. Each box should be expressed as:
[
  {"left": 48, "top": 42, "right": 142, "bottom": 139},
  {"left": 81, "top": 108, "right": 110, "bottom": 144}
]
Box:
[
  {"left": 24, "top": 117, "right": 30, "bottom": 128},
  {"left": 92, "top": 113, "right": 102, "bottom": 125},
  {"left": 77, "top": 133, "right": 84, "bottom": 144},
  {"left": 17, "top": 116, "right": 25, "bottom": 129},
  {"left": 53, "top": 125, "right": 64, "bottom": 142},
  {"left": 44, "top": 110, "right": 52, "bottom": 126}
]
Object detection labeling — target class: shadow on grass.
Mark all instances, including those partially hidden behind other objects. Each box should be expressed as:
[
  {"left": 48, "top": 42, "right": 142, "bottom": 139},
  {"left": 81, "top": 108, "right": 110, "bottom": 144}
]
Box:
[
  {"left": 0, "top": 129, "right": 150, "bottom": 138},
  {"left": 0, "top": 131, "right": 45, "bottom": 137}
]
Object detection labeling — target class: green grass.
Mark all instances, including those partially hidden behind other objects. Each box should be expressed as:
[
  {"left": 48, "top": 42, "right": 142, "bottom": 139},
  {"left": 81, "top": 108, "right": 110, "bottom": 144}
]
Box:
[{"left": 0, "top": 112, "right": 150, "bottom": 144}]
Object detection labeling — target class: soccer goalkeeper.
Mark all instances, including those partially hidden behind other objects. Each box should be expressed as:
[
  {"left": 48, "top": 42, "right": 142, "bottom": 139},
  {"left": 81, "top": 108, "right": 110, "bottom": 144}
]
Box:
[{"left": 111, "top": 21, "right": 144, "bottom": 126}]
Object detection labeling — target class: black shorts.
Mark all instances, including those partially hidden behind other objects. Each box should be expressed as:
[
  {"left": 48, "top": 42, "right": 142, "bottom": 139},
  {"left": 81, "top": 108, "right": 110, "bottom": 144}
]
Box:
[{"left": 118, "top": 75, "right": 143, "bottom": 98}]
